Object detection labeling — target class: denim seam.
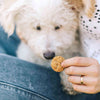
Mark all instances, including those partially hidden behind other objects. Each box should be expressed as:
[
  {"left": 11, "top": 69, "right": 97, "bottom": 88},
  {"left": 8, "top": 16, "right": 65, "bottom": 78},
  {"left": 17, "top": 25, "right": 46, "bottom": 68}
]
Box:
[{"left": 0, "top": 81, "right": 50, "bottom": 100}]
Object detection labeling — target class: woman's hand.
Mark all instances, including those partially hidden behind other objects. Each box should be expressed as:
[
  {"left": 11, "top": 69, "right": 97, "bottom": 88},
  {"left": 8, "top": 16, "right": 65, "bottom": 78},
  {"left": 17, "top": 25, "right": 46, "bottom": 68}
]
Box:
[{"left": 62, "top": 57, "right": 100, "bottom": 94}]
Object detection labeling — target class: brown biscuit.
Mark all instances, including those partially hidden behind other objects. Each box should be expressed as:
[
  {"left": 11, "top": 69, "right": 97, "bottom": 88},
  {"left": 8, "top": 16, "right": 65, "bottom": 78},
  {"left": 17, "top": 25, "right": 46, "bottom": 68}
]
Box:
[{"left": 51, "top": 56, "right": 65, "bottom": 72}]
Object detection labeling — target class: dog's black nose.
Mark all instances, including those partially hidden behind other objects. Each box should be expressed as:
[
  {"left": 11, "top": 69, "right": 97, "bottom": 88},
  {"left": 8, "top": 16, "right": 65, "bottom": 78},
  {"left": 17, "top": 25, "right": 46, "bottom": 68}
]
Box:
[{"left": 43, "top": 51, "right": 55, "bottom": 60}]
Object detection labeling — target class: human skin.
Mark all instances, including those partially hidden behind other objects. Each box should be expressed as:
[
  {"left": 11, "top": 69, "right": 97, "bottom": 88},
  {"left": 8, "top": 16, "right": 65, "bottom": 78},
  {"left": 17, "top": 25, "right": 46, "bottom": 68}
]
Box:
[{"left": 61, "top": 57, "right": 100, "bottom": 94}]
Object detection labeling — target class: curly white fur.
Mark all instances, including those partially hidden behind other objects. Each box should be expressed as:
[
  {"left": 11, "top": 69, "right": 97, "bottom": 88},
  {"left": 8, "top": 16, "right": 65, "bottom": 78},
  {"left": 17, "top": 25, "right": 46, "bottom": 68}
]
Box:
[{"left": 0, "top": 0, "right": 94, "bottom": 95}]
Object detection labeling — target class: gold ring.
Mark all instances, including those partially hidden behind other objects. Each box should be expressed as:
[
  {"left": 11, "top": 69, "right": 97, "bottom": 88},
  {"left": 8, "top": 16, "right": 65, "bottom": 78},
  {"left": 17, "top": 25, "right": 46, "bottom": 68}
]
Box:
[{"left": 81, "top": 76, "right": 84, "bottom": 85}]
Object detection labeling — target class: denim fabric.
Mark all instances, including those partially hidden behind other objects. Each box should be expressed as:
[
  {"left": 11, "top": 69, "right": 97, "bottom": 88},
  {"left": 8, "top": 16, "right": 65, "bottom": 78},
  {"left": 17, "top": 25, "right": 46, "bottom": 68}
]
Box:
[
  {"left": 0, "top": 26, "right": 100, "bottom": 100},
  {"left": 0, "top": 26, "right": 20, "bottom": 56},
  {"left": 0, "top": 54, "right": 100, "bottom": 100}
]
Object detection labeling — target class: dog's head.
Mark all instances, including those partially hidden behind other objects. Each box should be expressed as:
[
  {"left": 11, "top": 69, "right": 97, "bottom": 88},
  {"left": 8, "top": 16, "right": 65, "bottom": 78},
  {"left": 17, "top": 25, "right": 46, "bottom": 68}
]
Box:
[{"left": 0, "top": 0, "right": 95, "bottom": 60}]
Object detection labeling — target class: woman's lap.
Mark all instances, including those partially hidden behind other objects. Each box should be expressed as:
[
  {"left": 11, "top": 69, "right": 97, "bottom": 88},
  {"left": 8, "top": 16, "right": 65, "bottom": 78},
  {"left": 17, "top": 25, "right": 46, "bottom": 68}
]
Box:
[
  {"left": 0, "top": 54, "right": 65, "bottom": 100},
  {"left": 0, "top": 54, "right": 100, "bottom": 100}
]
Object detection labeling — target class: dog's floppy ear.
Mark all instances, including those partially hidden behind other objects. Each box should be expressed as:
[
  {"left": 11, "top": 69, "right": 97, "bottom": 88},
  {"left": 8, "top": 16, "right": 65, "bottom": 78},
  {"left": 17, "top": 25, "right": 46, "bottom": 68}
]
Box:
[
  {"left": 67, "top": 0, "right": 96, "bottom": 18},
  {"left": 0, "top": 0, "right": 24, "bottom": 36},
  {"left": 66, "top": 0, "right": 83, "bottom": 12},
  {"left": 82, "top": 0, "right": 96, "bottom": 18}
]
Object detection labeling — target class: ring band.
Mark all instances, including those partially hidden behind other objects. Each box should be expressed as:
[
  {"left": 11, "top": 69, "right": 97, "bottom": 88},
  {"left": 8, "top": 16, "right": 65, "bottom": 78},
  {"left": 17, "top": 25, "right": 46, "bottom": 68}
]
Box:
[{"left": 81, "top": 76, "right": 84, "bottom": 85}]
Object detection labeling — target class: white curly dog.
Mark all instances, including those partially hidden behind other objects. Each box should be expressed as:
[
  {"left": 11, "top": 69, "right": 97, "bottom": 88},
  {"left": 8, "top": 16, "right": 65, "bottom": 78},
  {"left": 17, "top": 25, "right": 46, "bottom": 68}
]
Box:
[{"left": 0, "top": 0, "right": 94, "bottom": 95}]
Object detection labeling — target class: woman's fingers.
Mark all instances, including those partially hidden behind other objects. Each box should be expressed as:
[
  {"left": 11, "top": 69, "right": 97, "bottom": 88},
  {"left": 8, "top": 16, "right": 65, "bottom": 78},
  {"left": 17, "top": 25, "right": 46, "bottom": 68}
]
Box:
[
  {"left": 64, "top": 66, "right": 88, "bottom": 76},
  {"left": 68, "top": 76, "right": 87, "bottom": 85},
  {"left": 72, "top": 84, "right": 97, "bottom": 94},
  {"left": 64, "top": 65, "right": 99, "bottom": 76},
  {"left": 61, "top": 57, "right": 100, "bottom": 94},
  {"left": 62, "top": 57, "right": 99, "bottom": 68},
  {"left": 68, "top": 76, "right": 97, "bottom": 86}
]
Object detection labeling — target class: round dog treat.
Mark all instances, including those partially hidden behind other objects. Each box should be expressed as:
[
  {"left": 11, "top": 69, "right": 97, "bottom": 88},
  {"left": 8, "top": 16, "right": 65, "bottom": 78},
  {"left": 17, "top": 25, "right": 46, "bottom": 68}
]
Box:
[{"left": 51, "top": 56, "right": 65, "bottom": 72}]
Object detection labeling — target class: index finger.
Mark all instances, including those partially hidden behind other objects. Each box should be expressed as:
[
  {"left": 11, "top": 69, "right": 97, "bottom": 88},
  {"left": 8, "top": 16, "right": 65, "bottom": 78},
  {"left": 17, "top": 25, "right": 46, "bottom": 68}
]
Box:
[{"left": 62, "top": 57, "right": 99, "bottom": 68}]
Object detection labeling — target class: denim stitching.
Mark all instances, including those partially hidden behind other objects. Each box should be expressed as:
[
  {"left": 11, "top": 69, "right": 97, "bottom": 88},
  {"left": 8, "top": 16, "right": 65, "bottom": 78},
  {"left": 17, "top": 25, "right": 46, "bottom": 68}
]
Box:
[{"left": 0, "top": 81, "right": 50, "bottom": 100}]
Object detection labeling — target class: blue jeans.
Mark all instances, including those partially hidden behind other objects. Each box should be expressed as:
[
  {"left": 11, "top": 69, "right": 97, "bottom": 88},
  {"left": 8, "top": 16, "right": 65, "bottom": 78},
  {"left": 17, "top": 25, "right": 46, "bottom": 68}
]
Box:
[{"left": 0, "top": 26, "right": 100, "bottom": 100}]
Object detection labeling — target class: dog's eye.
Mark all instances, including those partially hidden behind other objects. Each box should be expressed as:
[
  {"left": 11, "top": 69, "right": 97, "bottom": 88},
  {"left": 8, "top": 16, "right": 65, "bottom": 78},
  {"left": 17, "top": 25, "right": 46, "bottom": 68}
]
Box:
[
  {"left": 55, "top": 26, "right": 61, "bottom": 30},
  {"left": 36, "top": 26, "right": 41, "bottom": 30},
  {"left": 55, "top": 26, "right": 60, "bottom": 30}
]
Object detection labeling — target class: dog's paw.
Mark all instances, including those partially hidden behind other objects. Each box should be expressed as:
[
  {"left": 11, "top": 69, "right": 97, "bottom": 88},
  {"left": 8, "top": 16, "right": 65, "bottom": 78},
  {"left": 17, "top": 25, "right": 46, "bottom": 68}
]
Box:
[
  {"left": 62, "top": 83, "right": 80, "bottom": 95},
  {"left": 60, "top": 71, "right": 80, "bottom": 95}
]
